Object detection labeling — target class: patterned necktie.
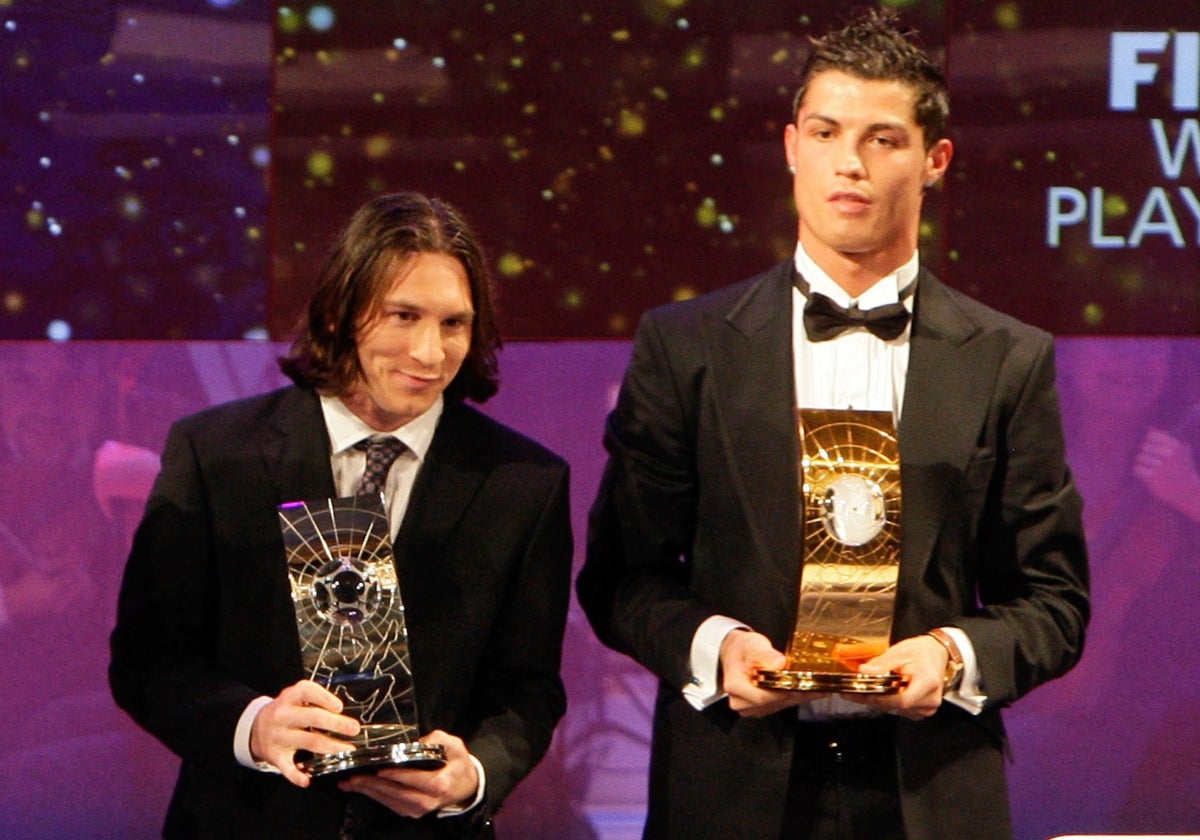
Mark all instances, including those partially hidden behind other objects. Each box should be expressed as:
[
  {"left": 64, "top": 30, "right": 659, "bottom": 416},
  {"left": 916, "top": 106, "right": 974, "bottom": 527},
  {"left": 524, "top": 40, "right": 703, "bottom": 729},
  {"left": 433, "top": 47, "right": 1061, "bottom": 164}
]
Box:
[
  {"left": 353, "top": 437, "right": 406, "bottom": 497},
  {"left": 795, "top": 272, "right": 913, "bottom": 342}
]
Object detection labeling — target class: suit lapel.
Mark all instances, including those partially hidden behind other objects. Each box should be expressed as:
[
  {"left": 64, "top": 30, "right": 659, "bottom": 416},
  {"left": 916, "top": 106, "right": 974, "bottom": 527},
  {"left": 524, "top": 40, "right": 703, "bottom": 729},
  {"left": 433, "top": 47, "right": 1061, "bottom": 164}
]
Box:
[
  {"left": 705, "top": 262, "right": 801, "bottom": 588},
  {"left": 391, "top": 404, "right": 489, "bottom": 608},
  {"left": 260, "top": 388, "right": 336, "bottom": 505}
]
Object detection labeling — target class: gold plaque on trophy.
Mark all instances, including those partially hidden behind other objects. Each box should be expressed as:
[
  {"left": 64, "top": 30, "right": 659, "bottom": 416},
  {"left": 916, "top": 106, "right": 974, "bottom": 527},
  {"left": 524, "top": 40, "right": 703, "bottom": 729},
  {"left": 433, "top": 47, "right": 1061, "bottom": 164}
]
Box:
[
  {"left": 278, "top": 496, "right": 445, "bottom": 778},
  {"left": 753, "top": 408, "right": 907, "bottom": 694}
]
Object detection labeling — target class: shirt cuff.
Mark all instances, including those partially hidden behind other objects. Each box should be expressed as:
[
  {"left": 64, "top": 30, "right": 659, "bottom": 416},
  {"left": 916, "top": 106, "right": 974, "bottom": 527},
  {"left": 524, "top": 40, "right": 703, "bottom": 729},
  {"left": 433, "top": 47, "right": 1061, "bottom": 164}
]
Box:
[
  {"left": 437, "top": 753, "right": 486, "bottom": 817},
  {"left": 234, "top": 695, "right": 281, "bottom": 773},
  {"left": 940, "top": 626, "right": 987, "bottom": 714},
  {"left": 682, "top": 615, "right": 750, "bottom": 710}
]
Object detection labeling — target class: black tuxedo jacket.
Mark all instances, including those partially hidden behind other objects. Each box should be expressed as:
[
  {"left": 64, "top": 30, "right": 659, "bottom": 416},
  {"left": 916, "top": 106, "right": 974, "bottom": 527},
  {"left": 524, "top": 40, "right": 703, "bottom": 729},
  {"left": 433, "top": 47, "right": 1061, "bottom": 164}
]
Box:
[
  {"left": 110, "top": 386, "right": 572, "bottom": 839},
  {"left": 578, "top": 261, "right": 1089, "bottom": 840}
]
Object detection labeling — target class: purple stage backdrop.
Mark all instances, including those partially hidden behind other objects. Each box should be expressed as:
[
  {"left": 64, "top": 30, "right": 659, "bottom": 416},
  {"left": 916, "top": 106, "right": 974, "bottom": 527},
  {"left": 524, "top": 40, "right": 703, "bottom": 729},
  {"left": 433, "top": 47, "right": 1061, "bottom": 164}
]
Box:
[{"left": 1, "top": 337, "right": 1198, "bottom": 840}]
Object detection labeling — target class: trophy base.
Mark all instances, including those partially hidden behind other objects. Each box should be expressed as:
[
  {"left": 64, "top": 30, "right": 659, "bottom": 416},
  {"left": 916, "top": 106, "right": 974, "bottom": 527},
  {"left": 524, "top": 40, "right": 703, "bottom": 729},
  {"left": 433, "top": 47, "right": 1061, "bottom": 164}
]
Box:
[
  {"left": 752, "top": 668, "right": 907, "bottom": 694},
  {"left": 302, "top": 741, "right": 447, "bottom": 780}
]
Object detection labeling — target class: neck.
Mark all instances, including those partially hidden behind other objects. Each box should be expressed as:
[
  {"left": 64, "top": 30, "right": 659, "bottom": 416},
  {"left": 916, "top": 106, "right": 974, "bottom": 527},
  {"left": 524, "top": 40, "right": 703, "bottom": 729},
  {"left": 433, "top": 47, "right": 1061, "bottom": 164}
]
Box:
[{"left": 800, "top": 236, "right": 916, "bottom": 299}]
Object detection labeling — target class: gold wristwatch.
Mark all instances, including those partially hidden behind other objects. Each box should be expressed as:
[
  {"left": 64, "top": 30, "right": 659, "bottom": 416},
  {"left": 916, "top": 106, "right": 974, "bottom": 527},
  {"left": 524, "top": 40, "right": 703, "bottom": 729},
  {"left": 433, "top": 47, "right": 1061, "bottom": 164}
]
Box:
[{"left": 924, "top": 627, "right": 964, "bottom": 691}]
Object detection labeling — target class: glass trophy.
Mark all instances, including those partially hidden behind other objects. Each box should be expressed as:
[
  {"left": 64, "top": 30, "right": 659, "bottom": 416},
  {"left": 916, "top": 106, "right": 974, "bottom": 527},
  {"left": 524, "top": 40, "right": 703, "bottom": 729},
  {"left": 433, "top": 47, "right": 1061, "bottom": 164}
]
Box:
[
  {"left": 753, "top": 408, "right": 908, "bottom": 694},
  {"left": 278, "top": 495, "right": 445, "bottom": 778}
]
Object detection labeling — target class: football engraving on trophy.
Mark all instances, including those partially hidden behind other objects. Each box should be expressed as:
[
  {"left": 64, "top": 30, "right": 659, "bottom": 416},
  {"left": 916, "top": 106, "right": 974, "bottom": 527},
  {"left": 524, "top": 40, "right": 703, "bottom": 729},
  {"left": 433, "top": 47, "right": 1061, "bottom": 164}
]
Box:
[{"left": 279, "top": 496, "right": 445, "bottom": 778}]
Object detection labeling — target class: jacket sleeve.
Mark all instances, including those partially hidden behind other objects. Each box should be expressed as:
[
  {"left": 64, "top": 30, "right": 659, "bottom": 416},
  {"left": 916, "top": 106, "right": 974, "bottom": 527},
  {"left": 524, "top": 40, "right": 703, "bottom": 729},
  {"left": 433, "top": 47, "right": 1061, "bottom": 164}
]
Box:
[{"left": 577, "top": 311, "right": 718, "bottom": 692}]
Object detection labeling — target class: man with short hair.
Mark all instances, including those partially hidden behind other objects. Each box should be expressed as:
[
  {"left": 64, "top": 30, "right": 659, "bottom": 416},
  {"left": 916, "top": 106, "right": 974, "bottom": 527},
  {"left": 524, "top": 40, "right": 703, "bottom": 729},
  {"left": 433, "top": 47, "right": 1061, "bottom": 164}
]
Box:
[{"left": 578, "top": 10, "right": 1088, "bottom": 839}]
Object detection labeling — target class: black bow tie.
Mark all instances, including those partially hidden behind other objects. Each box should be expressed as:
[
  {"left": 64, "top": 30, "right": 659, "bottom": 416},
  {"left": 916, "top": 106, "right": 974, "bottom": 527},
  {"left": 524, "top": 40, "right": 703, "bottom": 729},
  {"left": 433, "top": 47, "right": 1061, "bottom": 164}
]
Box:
[{"left": 796, "top": 272, "right": 913, "bottom": 342}]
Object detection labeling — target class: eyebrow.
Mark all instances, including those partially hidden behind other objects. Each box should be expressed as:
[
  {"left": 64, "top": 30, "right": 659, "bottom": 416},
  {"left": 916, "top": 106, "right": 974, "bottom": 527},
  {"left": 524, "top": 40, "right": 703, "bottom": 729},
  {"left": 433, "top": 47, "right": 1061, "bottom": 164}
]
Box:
[
  {"left": 802, "top": 114, "right": 909, "bottom": 135},
  {"left": 383, "top": 299, "right": 476, "bottom": 320}
]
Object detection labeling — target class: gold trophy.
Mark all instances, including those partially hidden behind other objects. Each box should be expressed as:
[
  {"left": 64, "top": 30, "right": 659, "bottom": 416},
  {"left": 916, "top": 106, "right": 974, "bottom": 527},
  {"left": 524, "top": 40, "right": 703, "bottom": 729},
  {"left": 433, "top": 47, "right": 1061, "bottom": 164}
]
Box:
[
  {"left": 278, "top": 496, "right": 445, "bottom": 778},
  {"left": 753, "top": 408, "right": 907, "bottom": 694}
]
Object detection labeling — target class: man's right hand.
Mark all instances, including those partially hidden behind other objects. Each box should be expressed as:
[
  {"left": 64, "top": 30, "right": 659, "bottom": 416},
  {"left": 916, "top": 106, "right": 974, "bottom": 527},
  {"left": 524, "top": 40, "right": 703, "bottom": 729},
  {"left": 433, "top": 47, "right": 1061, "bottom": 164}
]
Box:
[
  {"left": 249, "top": 679, "right": 362, "bottom": 787},
  {"left": 720, "top": 629, "right": 824, "bottom": 717}
]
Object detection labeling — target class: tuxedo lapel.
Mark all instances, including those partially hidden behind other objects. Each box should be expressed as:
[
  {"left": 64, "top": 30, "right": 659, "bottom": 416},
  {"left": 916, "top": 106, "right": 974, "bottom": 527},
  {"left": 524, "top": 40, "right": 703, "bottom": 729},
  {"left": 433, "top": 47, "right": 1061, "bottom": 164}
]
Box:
[
  {"left": 705, "top": 262, "right": 800, "bottom": 589},
  {"left": 899, "top": 271, "right": 1007, "bottom": 587}
]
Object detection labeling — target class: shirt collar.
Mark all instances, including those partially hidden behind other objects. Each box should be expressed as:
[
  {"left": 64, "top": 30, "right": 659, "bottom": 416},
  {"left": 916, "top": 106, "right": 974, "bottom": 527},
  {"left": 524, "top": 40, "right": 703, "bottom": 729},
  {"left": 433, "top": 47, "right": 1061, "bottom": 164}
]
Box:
[
  {"left": 319, "top": 393, "right": 443, "bottom": 464},
  {"left": 792, "top": 242, "right": 919, "bottom": 310}
]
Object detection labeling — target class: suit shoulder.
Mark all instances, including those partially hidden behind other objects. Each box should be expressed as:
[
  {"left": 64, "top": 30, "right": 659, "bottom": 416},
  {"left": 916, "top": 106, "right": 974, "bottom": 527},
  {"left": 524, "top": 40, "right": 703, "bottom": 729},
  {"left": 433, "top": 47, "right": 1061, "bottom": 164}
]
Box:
[
  {"left": 443, "top": 403, "right": 568, "bottom": 469},
  {"left": 638, "top": 261, "right": 790, "bottom": 332},
  {"left": 169, "top": 386, "right": 313, "bottom": 438},
  {"left": 925, "top": 273, "right": 1053, "bottom": 346}
]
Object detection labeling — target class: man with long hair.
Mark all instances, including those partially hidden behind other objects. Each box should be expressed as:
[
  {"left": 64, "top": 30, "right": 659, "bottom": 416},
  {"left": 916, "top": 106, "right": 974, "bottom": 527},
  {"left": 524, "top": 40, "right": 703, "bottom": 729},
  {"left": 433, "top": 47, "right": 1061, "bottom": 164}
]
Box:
[{"left": 111, "top": 192, "right": 572, "bottom": 838}]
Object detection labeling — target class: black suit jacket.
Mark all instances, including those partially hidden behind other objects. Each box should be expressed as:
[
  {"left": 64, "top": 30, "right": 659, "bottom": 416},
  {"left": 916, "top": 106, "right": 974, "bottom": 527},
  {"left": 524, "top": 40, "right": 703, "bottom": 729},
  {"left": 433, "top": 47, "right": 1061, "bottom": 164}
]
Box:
[
  {"left": 577, "top": 261, "right": 1088, "bottom": 840},
  {"left": 110, "top": 386, "right": 572, "bottom": 839}
]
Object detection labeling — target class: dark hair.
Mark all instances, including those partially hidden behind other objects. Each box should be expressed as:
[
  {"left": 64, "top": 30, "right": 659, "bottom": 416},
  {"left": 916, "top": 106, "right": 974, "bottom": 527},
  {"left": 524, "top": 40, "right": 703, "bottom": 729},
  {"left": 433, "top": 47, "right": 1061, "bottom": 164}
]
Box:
[
  {"left": 791, "top": 8, "right": 948, "bottom": 148},
  {"left": 279, "top": 191, "right": 500, "bottom": 404}
]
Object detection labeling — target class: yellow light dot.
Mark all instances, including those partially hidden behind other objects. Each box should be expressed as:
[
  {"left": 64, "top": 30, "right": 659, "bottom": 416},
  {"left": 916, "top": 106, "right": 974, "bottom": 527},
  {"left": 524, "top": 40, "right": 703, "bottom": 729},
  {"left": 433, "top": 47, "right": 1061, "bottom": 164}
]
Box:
[
  {"left": 497, "top": 253, "right": 525, "bottom": 277},
  {"left": 364, "top": 135, "right": 393, "bottom": 159},
  {"left": 564, "top": 289, "right": 584, "bottom": 309},
  {"left": 1103, "top": 194, "right": 1128, "bottom": 218},
  {"left": 617, "top": 109, "right": 646, "bottom": 137},
  {"left": 672, "top": 286, "right": 697, "bottom": 302},
  {"left": 695, "top": 197, "right": 718, "bottom": 228},
  {"left": 681, "top": 45, "right": 706, "bottom": 69},
  {"left": 307, "top": 151, "right": 335, "bottom": 178},
  {"left": 995, "top": 2, "right": 1021, "bottom": 30},
  {"left": 1082, "top": 303, "right": 1104, "bottom": 326},
  {"left": 612, "top": 29, "right": 631, "bottom": 42}
]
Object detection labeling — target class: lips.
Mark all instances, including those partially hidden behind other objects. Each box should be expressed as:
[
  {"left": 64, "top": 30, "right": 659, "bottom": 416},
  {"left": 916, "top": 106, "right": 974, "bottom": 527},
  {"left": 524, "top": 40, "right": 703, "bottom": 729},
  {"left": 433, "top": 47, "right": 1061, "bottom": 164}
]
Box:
[
  {"left": 395, "top": 369, "right": 445, "bottom": 393},
  {"left": 828, "top": 190, "right": 871, "bottom": 212}
]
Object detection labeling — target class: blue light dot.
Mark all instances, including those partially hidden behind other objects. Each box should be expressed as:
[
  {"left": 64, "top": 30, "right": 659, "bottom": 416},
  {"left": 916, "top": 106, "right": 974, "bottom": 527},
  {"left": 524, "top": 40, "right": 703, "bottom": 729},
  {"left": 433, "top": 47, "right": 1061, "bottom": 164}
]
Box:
[
  {"left": 47, "top": 218, "right": 63, "bottom": 236},
  {"left": 432, "top": 56, "right": 446, "bottom": 69},
  {"left": 133, "top": 73, "right": 145, "bottom": 84},
  {"left": 308, "top": 5, "right": 334, "bottom": 32},
  {"left": 47, "top": 320, "right": 72, "bottom": 341},
  {"left": 393, "top": 38, "right": 408, "bottom": 50},
  {"left": 5, "top": 21, "right": 17, "bottom": 32},
  {"left": 39, "top": 157, "right": 51, "bottom": 168}
]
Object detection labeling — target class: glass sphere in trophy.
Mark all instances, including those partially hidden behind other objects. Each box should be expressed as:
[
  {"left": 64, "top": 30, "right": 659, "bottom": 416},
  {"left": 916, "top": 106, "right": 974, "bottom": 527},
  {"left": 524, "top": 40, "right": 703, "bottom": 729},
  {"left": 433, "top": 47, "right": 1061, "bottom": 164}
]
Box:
[
  {"left": 278, "top": 496, "right": 446, "bottom": 778},
  {"left": 753, "top": 408, "right": 908, "bottom": 694}
]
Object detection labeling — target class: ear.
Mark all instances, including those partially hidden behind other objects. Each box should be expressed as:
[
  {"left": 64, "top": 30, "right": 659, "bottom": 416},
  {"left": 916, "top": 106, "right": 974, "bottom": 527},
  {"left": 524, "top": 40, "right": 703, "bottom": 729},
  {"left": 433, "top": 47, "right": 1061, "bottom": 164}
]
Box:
[
  {"left": 783, "top": 122, "right": 799, "bottom": 172},
  {"left": 924, "top": 137, "right": 953, "bottom": 187}
]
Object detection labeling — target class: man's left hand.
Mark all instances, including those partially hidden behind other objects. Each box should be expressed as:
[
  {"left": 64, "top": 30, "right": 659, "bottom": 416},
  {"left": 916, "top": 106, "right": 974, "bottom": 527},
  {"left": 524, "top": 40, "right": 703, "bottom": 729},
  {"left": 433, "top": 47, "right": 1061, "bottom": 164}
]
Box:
[
  {"left": 848, "top": 635, "right": 949, "bottom": 720},
  {"left": 337, "top": 730, "right": 480, "bottom": 818}
]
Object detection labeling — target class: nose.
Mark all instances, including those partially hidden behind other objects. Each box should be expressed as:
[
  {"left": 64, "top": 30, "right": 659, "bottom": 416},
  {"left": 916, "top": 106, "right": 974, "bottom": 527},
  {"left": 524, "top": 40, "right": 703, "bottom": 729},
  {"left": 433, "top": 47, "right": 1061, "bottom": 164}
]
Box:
[
  {"left": 834, "top": 140, "right": 865, "bottom": 179},
  {"left": 409, "top": 322, "right": 445, "bottom": 367}
]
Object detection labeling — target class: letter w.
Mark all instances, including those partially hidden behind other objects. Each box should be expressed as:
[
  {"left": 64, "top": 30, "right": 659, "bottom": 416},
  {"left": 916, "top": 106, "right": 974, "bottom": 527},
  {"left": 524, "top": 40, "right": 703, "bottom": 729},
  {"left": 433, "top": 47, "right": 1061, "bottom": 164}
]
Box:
[{"left": 1151, "top": 118, "right": 1200, "bottom": 178}]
